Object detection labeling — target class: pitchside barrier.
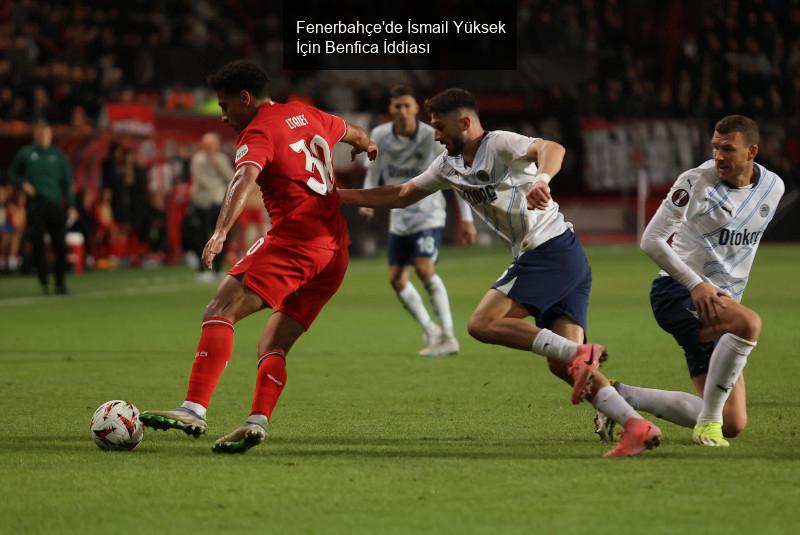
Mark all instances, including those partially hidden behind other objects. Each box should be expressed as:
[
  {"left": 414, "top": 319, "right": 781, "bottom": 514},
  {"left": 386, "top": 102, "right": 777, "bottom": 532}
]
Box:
[{"left": 1, "top": 115, "right": 796, "bottom": 274}]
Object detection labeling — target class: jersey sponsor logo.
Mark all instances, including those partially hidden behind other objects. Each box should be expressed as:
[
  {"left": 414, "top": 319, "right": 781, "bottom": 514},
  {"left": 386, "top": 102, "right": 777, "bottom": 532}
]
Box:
[
  {"left": 476, "top": 170, "right": 491, "bottom": 182},
  {"left": 760, "top": 204, "right": 770, "bottom": 217},
  {"left": 462, "top": 184, "right": 497, "bottom": 204},
  {"left": 235, "top": 144, "right": 249, "bottom": 162},
  {"left": 671, "top": 189, "right": 690, "bottom": 207},
  {"left": 718, "top": 228, "right": 762, "bottom": 246}
]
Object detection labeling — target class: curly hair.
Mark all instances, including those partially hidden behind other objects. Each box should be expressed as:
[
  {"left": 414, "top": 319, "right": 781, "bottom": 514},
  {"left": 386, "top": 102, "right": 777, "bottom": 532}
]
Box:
[{"left": 207, "top": 60, "right": 270, "bottom": 98}]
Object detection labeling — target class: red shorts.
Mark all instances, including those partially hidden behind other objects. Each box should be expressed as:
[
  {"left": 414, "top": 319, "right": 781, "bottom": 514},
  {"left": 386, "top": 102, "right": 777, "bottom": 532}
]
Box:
[{"left": 228, "top": 237, "right": 349, "bottom": 330}]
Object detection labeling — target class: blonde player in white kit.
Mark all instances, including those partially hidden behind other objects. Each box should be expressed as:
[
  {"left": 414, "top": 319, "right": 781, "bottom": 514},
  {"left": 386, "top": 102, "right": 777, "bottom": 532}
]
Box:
[
  {"left": 341, "top": 88, "right": 662, "bottom": 457},
  {"left": 595, "top": 115, "right": 784, "bottom": 447},
  {"left": 359, "top": 86, "right": 476, "bottom": 357}
]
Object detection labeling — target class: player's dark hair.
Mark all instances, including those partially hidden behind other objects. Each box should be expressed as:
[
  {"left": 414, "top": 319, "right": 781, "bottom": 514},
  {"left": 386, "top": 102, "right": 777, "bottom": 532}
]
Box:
[
  {"left": 424, "top": 88, "right": 478, "bottom": 115},
  {"left": 715, "top": 115, "right": 759, "bottom": 145},
  {"left": 208, "top": 60, "right": 270, "bottom": 98},
  {"left": 389, "top": 85, "right": 415, "bottom": 100}
]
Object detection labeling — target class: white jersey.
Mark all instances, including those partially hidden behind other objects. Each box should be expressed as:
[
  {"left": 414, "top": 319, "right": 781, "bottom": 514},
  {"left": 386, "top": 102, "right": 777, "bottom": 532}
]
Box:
[
  {"left": 411, "top": 130, "right": 569, "bottom": 258},
  {"left": 658, "top": 159, "right": 784, "bottom": 300},
  {"left": 365, "top": 121, "right": 446, "bottom": 235}
]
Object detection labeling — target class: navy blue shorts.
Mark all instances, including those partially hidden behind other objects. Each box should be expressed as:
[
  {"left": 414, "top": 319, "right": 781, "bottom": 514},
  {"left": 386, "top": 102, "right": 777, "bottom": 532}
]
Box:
[
  {"left": 492, "top": 230, "right": 591, "bottom": 332},
  {"left": 387, "top": 228, "right": 443, "bottom": 266},
  {"left": 650, "top": 276, "right": 715, "bottom": 378}
]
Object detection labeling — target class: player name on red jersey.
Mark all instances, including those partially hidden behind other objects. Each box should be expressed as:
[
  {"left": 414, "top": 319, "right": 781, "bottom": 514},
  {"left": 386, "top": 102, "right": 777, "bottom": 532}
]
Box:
[{"left": 285, "top": 114, "right": 309, "bottom": 129}]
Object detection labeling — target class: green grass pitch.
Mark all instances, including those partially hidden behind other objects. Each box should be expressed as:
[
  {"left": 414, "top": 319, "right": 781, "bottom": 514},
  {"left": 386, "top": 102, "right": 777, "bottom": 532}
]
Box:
[{"left": 1, "top": 244, "right": 799, "bottom": 534}]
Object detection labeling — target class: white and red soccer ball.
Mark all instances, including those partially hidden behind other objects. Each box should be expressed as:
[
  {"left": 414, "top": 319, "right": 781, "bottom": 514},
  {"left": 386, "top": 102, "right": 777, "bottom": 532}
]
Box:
[{"left": 90, "top": 400, "right": 144, "bottom": 451}]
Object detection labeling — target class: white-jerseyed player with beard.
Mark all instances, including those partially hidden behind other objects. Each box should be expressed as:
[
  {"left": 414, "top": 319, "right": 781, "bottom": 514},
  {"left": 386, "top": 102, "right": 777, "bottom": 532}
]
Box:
[
  {"left": 341, "top": 88, "right": 662, "bottom": 457},
  {"left": 594, "top": 115, "right": 785, "bottom": 447},
  {"left": 359, "top": 86, "right": 476, "bottom": 357}
]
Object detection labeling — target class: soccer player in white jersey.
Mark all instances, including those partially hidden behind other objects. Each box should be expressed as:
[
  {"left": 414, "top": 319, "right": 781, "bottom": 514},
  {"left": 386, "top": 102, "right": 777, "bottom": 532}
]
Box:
[
  {"left": 340, "top": 88, "right": 662, "bottom": 457},
  {"left": 359, "top": 86, "right": 476, "bottom": 357},
  {"left": 594, "top": 115, "right": 784, "bottom": 447}
]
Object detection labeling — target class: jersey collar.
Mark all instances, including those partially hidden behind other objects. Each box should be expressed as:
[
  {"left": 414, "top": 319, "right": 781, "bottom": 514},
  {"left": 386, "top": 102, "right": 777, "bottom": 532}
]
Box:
[
  {"left": 392, "top": 119, "right": 420, "bottom": 140},
  {"left": 722, "top": 163, "right": 761, "bottom": 190}
]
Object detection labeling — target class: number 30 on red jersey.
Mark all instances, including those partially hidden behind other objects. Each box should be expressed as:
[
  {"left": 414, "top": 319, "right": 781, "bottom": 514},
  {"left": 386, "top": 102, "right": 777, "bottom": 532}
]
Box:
[{"left": 289, "top": 134, "right": 334, "bottom": 195}]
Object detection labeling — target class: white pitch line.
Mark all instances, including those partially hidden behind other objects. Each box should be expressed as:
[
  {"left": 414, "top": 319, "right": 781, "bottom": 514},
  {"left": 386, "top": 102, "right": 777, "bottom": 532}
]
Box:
[{"left": 0, "top": 281, "right": 201, "bottom": 307}]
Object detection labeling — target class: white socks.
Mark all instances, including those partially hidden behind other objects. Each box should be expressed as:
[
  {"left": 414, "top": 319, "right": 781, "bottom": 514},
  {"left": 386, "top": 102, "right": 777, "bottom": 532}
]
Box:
[
  {"left": 592, "top": 386, "right": 642, "bottom": 425},
  {"left": 397, "top": 276, "right": 456, "bottom": 338},
  {"left": 616, "top": 383, "right": 702, "bottom": 428},
  {"left": 697, "top": 333, "right": 756, "bottom": 424},
  {"left": 425, "top": 274, "right": 454, "bottom": 337},
  {"left": 531, "top": 328, "right": 579, "bottom": 363},
  {"left": 396, "top": 282, "right": 435, "bottom": 333},
  {"left": 181, "top": 400, "right": 207, "bottom": 418}
]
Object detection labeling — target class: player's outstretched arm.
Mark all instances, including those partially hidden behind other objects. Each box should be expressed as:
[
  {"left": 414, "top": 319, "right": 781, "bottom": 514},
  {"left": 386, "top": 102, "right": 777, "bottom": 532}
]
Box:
[
  {"left": 525, "top": 139, "right": 566, "bottom": 210},
  {"left": 202, "top": 164, "right": 260, "bottom": 269},
  {"left": 640, "top": 205, "right": 728, "bottom": 323},
  {"left": 339, "top": 181, "right": 431, "bottom": 209},
  {"left": 341, "top": 121, "right": 378, "bottom": 161}
]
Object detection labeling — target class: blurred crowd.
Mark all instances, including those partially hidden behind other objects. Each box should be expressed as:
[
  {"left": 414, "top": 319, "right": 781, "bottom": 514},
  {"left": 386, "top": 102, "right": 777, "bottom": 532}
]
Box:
[
  {"left": 0, "top": 126, "right": 268, "bottom": 276},
  {"left": 2, "top": 0, "right": 799, "bottom": 275},
  {"left": 2, "top": 1, "right": 799, "bottom": 122}
]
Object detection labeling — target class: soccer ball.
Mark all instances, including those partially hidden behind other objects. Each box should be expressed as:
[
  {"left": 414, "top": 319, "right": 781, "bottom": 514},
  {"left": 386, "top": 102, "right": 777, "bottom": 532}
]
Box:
[{"left": 90, "top": 400, "right": 144, "bottom": 451}]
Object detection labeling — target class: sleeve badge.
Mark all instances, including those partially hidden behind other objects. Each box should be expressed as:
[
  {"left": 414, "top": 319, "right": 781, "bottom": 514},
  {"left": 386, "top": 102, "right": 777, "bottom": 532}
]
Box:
[{"left": 671, "top": 189, "right": 690, "bottom": 207}]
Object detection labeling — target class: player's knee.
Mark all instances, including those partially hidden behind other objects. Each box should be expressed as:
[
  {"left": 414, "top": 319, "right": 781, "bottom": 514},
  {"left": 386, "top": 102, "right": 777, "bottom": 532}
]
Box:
[
  {"left": 389, "top": 271, "right": 407, "bottom": 292},
  {"left": 203, "top": 304, "right": 231, "bottom": 322},
  {"left": 414, "top": 264, "right": 434, "bottom": 282},
  {"left": 203, "top": 297, "right": 237, "bottom": 323},
  {"left": 415, "top": 268, "right": 432, "bottom": 282},
  {"left": 467, "top": 314, "right": 491, "bottom": 342},
  {"left": 390, "top": 278, "right": 405, "bottom": 293},
  {"left": 722, "top": 416, "right": 747, "bottom": 438},
  {"left": 731, "top": 309, "right": 761, "bottom": 341}
]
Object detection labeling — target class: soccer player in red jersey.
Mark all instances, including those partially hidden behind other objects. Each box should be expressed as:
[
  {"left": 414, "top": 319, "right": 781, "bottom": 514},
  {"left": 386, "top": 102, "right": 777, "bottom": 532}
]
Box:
[{"left": 141, "top": 60, "right": 377, "bottom": 453}]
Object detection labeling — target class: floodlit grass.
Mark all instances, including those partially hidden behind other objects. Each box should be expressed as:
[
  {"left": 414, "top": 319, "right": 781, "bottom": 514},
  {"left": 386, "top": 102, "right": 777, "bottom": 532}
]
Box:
[{"left": 2, "top": 244, "right": 799, "bottom": 534}]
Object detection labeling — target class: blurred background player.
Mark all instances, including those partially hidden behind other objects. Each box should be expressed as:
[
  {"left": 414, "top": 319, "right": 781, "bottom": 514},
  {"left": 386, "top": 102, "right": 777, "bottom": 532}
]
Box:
[
  {"left": 230, "top": 186, "right": 271, "bottom": 260},
  {"left": 341, "top": 88, "right": 662, "bottom": 457},
  {"left": 595, "top": 115, "right": 784, "bottom": 447},
  {"left": 359, "top": 86, "right": 476, "bottom": 357},
  {"left": 140, "top": 60, "right": 377, "bottom": 453},
  {"left": 8, "top": 122, "right": 78, "bottom": 294},
  {"left": 0, "top": 180, "right": 26, "bottom": 273},
  {"left": 188, "top": 132, "right": 234, "bottom": 281}
]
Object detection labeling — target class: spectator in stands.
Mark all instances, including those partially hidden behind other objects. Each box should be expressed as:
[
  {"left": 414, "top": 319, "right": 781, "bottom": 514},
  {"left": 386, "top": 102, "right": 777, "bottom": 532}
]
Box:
[
  {"left": 8, "top": 123, "right": 77, "bottom": 294},
  {"left": 188, "top": 132, "right": 233, "bottom": 280}
]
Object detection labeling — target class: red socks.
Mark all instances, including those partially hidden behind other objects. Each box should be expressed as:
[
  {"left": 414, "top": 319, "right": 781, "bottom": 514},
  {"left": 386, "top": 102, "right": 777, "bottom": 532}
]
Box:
[
  {"left": 185, "top": 317, "right": 235, "bottom": 408},
  {"left": 250, "top": 350, "right": 287, "bottom": 421},
  {"left": 184, "top": 318, "right": 287, "bottom": 422}
]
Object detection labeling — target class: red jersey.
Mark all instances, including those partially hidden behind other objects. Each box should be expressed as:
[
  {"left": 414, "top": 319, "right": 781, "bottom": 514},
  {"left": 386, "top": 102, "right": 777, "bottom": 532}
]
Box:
[{"left": 234, "top": 101, "right": 348, "bottom": 249}]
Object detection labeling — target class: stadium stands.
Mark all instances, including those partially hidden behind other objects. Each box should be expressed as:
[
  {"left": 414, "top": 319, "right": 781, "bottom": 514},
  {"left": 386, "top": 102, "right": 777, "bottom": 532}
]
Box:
[{"left": 1, "top": 0, "right": 798, "bottom": 273}]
